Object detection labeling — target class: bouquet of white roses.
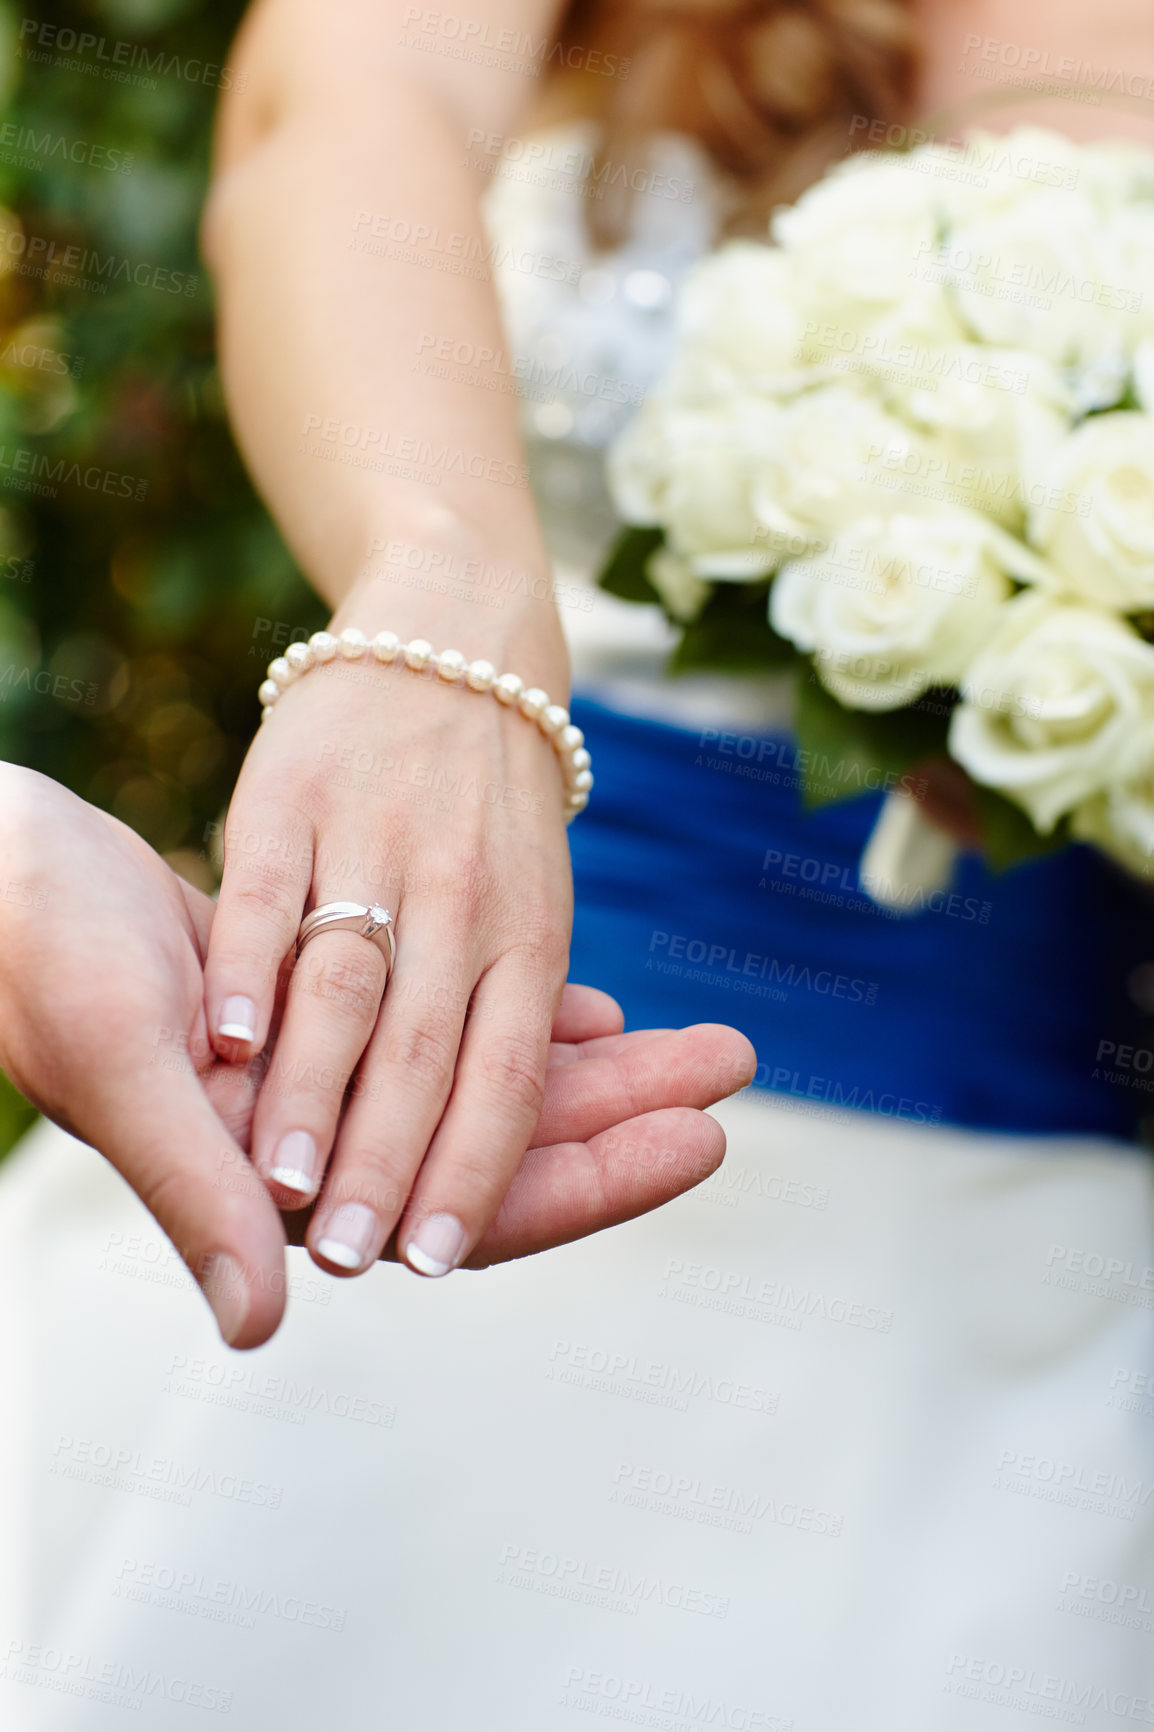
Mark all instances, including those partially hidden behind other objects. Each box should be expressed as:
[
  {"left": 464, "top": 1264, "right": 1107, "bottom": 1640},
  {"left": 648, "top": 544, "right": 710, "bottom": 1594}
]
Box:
[{"left": 600, "top": 126, "right": 1154, "bottom": 890}]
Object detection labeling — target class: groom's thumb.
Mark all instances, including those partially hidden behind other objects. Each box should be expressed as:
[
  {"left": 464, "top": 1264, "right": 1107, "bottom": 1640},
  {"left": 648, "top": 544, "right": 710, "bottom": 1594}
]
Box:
[{"left": 86, "top": 1060, "right": 289, "bottom": 1350}]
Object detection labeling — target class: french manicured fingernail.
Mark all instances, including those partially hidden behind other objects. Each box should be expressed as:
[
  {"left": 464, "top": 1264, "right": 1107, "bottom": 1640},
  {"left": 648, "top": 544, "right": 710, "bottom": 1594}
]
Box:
[
  {"left": 405, "top": 1213, "right": 466, "bottom": 1278},
  {"left": 201, "top": 1252, "right": 250, "bottom": 1346},
  {"left": 217, "top": 996, "right": 258, "bottom": 1043},
  {"left": 268, "top": 1130, "right": 319, "bottom": 1197},
  {"left": 315, "top": 1203, "right": 379, "bottom": 1272}
]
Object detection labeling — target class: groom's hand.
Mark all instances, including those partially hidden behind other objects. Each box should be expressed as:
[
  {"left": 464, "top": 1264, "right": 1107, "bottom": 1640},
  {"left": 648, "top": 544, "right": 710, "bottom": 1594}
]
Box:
[
  {"left": 469, "top": 1003, "right": 756, "bottom": 1266},
  {"left": 272, "top": 987, "right": 757, "bottom": 1269},
  {"left": 0, "top": 765, "right": 288, "bottom": 1348}
]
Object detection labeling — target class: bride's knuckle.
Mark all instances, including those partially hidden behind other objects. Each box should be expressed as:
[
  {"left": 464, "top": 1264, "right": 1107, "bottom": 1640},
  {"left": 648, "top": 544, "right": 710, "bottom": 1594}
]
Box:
[
  {"left": 478, "top": 1029, "right": 545, "bottom": 1117},
  {"left": 438, "top": 1148, "right": 502, "bottom": 1199},
  {"left": 223, "top": 800, "right": 311, "bottom": 873},
  {"left": 539, "top": 923, "right": 570, "bottom": 973},
  {"left": 225, "top": 869, "right": 299, "bottom": 927},
  {"left": 214, "top": 942, "right": 281, "bottom": 994},
  {"left": 323, "top": 1160, "right": 406, "bottom": 1220},
  {"left": 513, "top": 882, "right": 561, "bottom": 934},
  {"left": 509, "top": 910, "right": 568, "bottom": 976},
  {"left": 382, "top": 1015, "right": 456, "bottom": 1091},
  {"left": 297, "top": 948, "right": 384, "bottom": 1021},
  {"left": 432, "top": 852, "right": 492, "bottom": 918}
]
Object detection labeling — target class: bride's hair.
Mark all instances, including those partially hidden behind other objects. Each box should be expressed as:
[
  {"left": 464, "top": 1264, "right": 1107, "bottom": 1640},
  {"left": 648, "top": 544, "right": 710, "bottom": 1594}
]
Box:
[{"left": 550, "top": 0, "right": 919, "bottom": 242}]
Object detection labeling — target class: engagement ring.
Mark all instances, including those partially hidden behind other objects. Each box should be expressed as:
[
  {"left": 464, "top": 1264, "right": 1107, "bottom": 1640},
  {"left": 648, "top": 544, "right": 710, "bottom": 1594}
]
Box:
[{"left": 296, "top": 901, "right": 396, "bottom": 974}]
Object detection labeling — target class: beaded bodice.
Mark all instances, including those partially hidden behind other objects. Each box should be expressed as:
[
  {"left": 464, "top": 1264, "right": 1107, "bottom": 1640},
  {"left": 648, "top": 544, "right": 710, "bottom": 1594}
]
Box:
[{"left": 484, "top": 122, "right": 719, "bottom": 574}]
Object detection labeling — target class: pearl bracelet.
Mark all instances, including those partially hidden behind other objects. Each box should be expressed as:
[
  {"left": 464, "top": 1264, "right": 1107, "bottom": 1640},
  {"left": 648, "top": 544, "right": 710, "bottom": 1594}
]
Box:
[{"left": 258, "top": 628, "right": 592, "bottom": 822}]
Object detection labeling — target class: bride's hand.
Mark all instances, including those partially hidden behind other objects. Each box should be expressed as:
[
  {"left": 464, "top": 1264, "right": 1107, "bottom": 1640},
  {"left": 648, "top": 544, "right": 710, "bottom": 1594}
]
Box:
[
  {"left": 202, "top": 581, "right": 575, "bottom": 1280},
  {"left": 270, "top": 993, "right": 758, "bottom": 1267},
  {"left": 0, "top": 764, "right": 288, "bottom": 1348}
]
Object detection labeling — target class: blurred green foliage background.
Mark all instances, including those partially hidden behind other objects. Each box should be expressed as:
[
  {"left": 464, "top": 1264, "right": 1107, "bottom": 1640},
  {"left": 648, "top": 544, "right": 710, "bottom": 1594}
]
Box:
[{"left": 0, "top": 0, "right": 323, "bottom": 1152}]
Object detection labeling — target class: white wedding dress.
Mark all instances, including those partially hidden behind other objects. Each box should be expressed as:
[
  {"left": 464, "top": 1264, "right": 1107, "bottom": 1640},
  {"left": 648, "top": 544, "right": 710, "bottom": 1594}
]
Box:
[{"left": 2, "top": 128, "right": 1154, "bottom": 1732}]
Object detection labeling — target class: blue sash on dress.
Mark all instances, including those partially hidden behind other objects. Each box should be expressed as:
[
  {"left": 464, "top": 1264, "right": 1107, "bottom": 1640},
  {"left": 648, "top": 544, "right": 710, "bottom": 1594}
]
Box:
[{"left": 567, "top": 695, "right": 1154, "bottom": 1141}]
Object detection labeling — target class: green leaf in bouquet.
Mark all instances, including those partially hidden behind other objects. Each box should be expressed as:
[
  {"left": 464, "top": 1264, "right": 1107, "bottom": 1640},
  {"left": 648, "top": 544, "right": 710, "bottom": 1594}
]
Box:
[
  {"left": 0, "top": 1065, "right": 37, "bottom": 1164},
  {"left": 597, "top": 525, "right": 664, "bottom": 604},
  {"left": 669, "top": 581, "right": 796, "bottom": 675},
  {"left": 794, "top": 673, "right": 950, "bottom": 808},
  {"left": 969, "top": 782, "right": 1071, "bottom": 874}
]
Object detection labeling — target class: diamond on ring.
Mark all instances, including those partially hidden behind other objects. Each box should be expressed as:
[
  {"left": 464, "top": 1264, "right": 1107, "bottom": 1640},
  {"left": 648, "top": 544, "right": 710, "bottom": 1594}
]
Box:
[{"left": 296, "top": 901, "right": 396, "bottom": 974}]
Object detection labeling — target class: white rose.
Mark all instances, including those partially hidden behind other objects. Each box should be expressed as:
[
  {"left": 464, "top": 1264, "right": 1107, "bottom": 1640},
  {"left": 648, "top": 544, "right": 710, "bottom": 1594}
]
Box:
[
  {"left": 1073, "top": 776, "right": 1154, "bottom": 880},
  {"left": 926, "top": 127, "right": 1087, "bottom": 223},
  {"left": 937, "top": 192, "right": 1127, "bottom": 370},
  {"left": 608, "top": 395, "right": 784, "bottom": 574},
  {"left": 1077, "top": 138, "right": 1154, "bottom": 214},
  {"left": 667, "top": 242, "right": 805, "bottom": 398},
  {"left": 774, "top": 154, "right": 952, "bottom": 354},
  {"left": 922, "top": 127, "right": 1154, "bottom": 232},
  {"left": 773, "top": 149, "right": 937, "bottom": 264},
  {"left": 770, "top": 510, "right": 1014, "bottom": 711},
  {"left": 1109, "top": 206, "right": 1154, "bottom": 347},
  {"left": 609, "top": 393, "right": 676, "bottom": 526},
  {"left": 886, "top": 344, "right": 1069, "bottom": 528},
  {"left": 949, "top": 593, "right": 1154, "bottom": 832},
  {"left": 1028, "top": 413, "right": 1154, "bottom": 610},
  {"left": 799, "top": 268, "right": 965, "bottom": 373},
  {"left": 752, "top": 384, "right": 935, "bottom": 553}
]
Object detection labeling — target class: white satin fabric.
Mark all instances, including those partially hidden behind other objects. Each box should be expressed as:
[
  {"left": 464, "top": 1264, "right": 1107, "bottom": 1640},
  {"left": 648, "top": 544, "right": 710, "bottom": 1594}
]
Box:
[{"left": 2, "top": 1096, "right": 1153, "bottom": 1731}]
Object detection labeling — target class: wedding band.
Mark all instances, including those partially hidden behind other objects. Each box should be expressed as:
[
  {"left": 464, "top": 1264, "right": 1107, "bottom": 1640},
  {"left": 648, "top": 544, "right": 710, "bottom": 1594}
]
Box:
[{"left": 296, "top": 901, "right": 396, "bottom": 973}]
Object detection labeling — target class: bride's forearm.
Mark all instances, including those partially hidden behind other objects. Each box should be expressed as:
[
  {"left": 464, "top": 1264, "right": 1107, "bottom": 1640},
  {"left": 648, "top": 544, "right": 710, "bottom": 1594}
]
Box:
[{"left": 202, "top": 0, "right": 566, "bottom": 676}]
